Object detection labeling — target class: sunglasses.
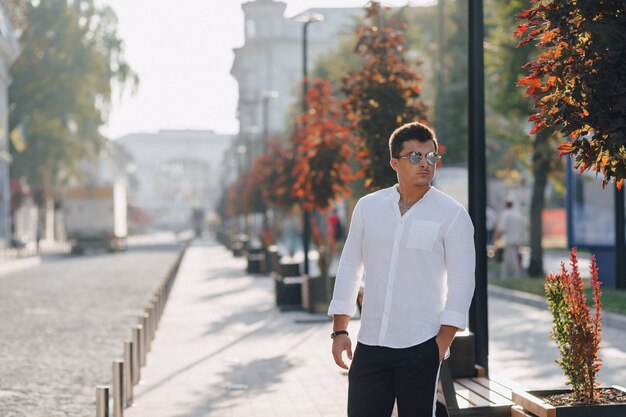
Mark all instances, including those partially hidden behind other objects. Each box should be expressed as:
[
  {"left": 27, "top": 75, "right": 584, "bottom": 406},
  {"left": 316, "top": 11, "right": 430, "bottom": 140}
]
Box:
[{"left": 396, "top": 151, "right": 442, "bottom": 166}]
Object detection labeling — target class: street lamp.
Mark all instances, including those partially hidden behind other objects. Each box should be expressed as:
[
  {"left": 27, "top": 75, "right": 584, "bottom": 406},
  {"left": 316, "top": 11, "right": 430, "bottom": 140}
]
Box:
[
  {"left": 242, "top": 125, "right": 259, "bottom": 168},
  {"left": 296, "top": 12, "right": 324, "bottom": 276},
  {"left": 261, "top": 90, "right": 279, "bottom": 153}
]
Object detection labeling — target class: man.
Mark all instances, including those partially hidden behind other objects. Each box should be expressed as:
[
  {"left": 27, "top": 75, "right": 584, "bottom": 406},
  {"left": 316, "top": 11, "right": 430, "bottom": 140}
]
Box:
[
  {"left": 495, "top": 199, "right": 526, "bottom": 279},
  {"left": 328, "top": 122, "right": 476, "bottom": 417}
]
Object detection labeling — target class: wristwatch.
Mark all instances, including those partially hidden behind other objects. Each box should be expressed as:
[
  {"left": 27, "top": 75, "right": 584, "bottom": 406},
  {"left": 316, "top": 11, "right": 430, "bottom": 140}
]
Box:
[{"left": 331, "top": 330, "right": 349, "bottom": 339}]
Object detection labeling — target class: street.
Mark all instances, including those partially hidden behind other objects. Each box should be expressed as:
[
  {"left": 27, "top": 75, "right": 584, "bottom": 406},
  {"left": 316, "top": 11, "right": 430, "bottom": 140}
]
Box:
[{"left": 0, "top": 234, "right": 186, "bottom": 417}]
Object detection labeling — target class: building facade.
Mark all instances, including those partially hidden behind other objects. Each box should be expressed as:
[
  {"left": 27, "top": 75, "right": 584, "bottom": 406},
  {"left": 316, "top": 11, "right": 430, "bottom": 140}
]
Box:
[
  {"left": 116, "top": 130, "right": 234, "bottom": 231},
  {"left": 0, "top": 2, "right": 20, "bottom": 247},
  {"left": 230, "top": 0, "right": 361, "bottom": 155}
]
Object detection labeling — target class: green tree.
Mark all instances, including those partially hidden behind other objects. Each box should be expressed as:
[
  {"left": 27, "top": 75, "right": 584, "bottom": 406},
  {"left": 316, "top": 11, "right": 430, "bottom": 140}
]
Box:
[
  {"left": 432, "top": 0, "right": 468, "bottom": 164},
  {"left": 342, "top": 2, "right": 429, "bottom": 191},
  {"left": 485, "top": 0, "right": 564, "bottom": 276},
  {"left": 516, "top": 0, "right": 626, "bottom": 188},
  {"left": 8, "top": 0, "right": 137, "bottom": 190}
]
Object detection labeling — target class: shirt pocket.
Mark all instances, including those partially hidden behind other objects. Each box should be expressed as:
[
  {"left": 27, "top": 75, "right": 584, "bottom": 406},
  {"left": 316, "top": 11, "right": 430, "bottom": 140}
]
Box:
[{"left": 406, "top": 220, "right": 440, "bottom": 251}]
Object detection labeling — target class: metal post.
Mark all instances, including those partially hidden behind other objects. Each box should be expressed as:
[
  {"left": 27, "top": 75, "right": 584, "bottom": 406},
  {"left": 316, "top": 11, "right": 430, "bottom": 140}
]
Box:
[
  {"left": 112, "top": 360, "right": 124, "bottom": 417},
  {"left": 157, "top": 286, "right": 164, "bottom": 319},
  {"left": 144, "top": 306, "right": 153, "bottom": 351},
  {"left": 149, "top": 303, "right": 156, "bottom": 339},
  {"left": 96, "top": 386, "right": 109, "bottom": 417},
  {"left": 153, "top": 295, "right": 160, "bottom": 326},
  {"left": 616, "top": 186, "right": 625, "bottom": 289},
  {"left": 468, "top": 0, "right": 489, "bottom": 373},
  {"left": 138, "top": 318, "right": 147, "bottom": 366},
  {"left": 124, "top": 342, "right": 133, "bottom": 407},
  {"left": 301, "top": 20, "right": 313, "bottom": 276},
  {"left": 131, "top": 326, "right": 141, "bottom": 384}
]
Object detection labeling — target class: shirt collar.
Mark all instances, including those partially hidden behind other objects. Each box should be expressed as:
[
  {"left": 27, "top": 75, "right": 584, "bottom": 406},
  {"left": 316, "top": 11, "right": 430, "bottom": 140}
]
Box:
[{"left": 390, "top": 184, "right": 436, "bottom": 204}]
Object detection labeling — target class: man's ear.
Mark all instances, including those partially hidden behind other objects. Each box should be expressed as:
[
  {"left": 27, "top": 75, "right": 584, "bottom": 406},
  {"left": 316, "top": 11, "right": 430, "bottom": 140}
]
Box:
[{"left": 390, "top": 158, "right": 398, "bottom": 172}]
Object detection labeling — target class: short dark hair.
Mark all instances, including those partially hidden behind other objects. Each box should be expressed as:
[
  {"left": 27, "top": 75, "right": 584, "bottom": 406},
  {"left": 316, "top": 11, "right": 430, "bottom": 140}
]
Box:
[{"left": 388, "top": 122, "right": 438, "bottom": 158}]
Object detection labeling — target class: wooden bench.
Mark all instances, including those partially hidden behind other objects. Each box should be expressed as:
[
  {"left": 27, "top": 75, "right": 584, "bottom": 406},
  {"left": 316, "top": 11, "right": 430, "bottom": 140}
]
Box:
[
  {"left": 434, "top": 332, "right": 520, "bottom": 417},
  {"left": 438, "top": 360, "right": 516, "bottom": 416}
]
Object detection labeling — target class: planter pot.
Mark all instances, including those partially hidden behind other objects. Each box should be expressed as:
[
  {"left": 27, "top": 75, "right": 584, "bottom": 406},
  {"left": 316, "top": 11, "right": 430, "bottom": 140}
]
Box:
[
  {"left": 274, "top": 274, "right": 304, "bottom": 310},
  {"left": 245, "top": 247, "right": 265, "bottom": 274},
  {"left": 302, "top": 275, "right": 334, "bottom": 314},
  {"left": 231, "top": 243, "right": 244, "bottom": 257},
  {"left": 512, "top": 386, "right": 626, "bottom": 417}
]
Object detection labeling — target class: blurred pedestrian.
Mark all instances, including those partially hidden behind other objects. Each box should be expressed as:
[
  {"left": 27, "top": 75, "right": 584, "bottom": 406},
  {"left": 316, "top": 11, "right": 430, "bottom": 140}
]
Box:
[
  {"left": 486, "top": 205, "right": 496, "bottom": 244},
  {"left": 495, "top": 200, "right": 526, "bottom": 278},
  {"left": 328, "top": 122, "right": 475, "bottom": 417},
  {"left": 327, "top": 208, "right": 340, "bottom": 259},
  {"left": 282, "top": 210, "right": 300, "bottom": 258}
]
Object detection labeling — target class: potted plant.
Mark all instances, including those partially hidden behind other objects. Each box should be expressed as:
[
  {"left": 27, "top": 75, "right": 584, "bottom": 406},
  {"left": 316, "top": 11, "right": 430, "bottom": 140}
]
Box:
[{"left": 511, "top": 248, "right": 626, "bottom": 416}]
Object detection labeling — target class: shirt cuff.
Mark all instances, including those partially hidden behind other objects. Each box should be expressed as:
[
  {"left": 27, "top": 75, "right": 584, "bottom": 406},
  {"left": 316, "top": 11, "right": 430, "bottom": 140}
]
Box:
[
  {"left": 440, "top": 310, "right": 467, "bottom": 331},
  {"left": 327, "top": 299, "right": 357, "bottom": 317}
]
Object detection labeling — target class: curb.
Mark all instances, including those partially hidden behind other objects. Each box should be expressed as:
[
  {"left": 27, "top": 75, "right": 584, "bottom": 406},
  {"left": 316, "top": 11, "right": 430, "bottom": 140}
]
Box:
[
  {"left": 94, "top": 237, "right": 191, "bottom": 415},
  {"left": 488, "top": 284, "right": 626, "bottom": 331},
  {"left": 0, "top": 256, "right": 42, "bottom": 277}
]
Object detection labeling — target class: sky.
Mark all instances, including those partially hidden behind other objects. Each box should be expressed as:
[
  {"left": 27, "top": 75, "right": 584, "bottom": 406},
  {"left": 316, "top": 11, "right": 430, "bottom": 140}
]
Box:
[{"left": 99, "top": 0, "right": 434, "bottom": 140}]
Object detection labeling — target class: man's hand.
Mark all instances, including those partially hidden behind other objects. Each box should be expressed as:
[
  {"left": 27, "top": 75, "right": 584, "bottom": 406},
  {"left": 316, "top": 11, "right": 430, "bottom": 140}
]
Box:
[
  {"left": 435, "top": 325, "right": 459, "bottom": 362},
  {"left": 332, "top": 334, "right": 352, "bottom": 369}
]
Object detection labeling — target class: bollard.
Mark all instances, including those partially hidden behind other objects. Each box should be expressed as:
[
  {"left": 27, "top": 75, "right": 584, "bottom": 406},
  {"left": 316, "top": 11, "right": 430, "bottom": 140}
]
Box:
[
  {"left": 113, "top": 360, "right": 124, "bottom": 417},
  {"left": 153, "top": 294, "right": 160, "bottom": 321},
  {"left": 138, "top": 318, "right": 147, "bottom": 367},
  {"left": 150, "top": 302, "right": 157, "bottom": 337},
  {"left": 160, "top": 285, "right": 166, "bottom": 315},
  {"left": 157, "top": 286, "right": 164, "bottom": 316},
  {"left": 146, "top": 304, "right": 155, "bottom": 345},
  {"left": 124, "top": 342, "right": 133, "bottom": 407},
  {"left": 151, "top": 296, "right": 159, "bottom": 330},
  {"left": 143, "top": 308, "right": 152, "bottom": 353},
  {"left": 96, "top": 386, "right": 109, "bottom": 417},
  {"left": 131, "top": 326, "right": 141, "bottom": 384}
]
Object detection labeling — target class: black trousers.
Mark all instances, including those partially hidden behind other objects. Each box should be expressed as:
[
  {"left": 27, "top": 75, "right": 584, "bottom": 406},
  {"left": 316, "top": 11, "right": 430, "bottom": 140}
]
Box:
[{"left": 347, "top": 337, "right": 441, "bottom": 417}]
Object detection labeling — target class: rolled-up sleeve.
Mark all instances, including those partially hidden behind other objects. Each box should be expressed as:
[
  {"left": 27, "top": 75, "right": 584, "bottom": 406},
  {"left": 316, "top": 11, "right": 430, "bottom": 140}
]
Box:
[
  {"left": 441, "top": 207, "right": 476, "bottom": 330},
  {"left": 328, "top": 201, "right": 364, "bottom": 317}
]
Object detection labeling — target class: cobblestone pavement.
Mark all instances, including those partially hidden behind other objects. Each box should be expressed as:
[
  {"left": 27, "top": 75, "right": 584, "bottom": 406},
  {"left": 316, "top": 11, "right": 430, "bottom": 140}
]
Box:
[{"left": 0, "top": 238, "right": 185, "bottom": 417}]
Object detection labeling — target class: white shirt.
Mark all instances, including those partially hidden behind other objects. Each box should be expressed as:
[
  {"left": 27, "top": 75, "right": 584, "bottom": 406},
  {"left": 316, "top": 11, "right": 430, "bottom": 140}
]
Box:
[
  {"left": 499, "top": 207, "right": 526, "bottom": 246},
  {"left": 328, "top": 185, "right": 476, "bottom": 349}
]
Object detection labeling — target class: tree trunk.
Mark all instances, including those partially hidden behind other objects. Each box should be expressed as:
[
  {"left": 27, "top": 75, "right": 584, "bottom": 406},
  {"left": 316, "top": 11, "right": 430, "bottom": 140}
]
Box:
[{"left": 528, "top": 129, "right": 554, "bottom": 276}]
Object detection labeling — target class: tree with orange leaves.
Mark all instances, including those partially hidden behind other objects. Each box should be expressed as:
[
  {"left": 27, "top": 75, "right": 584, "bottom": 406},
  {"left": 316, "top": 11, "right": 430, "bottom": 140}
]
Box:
[
  {"left": 515, "top": 0, "right": 626, "bottom": 188},
  {"left": 293, "top": 78, "right": 355, "bottom": 283},
  {"left": 293, "top": 78, "right": 355, "bottom": 213},
  {"left": 342, "top": 2, "right": 428, "bottom": 191}
]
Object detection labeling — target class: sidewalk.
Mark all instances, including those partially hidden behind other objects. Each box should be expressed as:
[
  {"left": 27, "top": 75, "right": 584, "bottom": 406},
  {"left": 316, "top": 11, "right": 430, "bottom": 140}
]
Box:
[
  {"left": 126, "top": 239, "right": 355, "bottom": 417},
  {"left": 125, "top": 238, "right": 626, "bottom": 417},
  {"left": 0, "top": 240, "right": 70, "bottom": 277}
]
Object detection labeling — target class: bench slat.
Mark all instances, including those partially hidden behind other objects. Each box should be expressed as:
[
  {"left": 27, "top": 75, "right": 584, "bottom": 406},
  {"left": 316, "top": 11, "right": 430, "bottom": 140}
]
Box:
[
  {"left": 455, "top": 378, "right": 514, "bottom": 406},
  {"left": 453, "top": 382, "right": 492, "bottom": 407},
  {"left": 469, "top": 377, "right": 515, "bottom": 400},
  {"left": 438, "top": 389, "right": 472, "bottom": 409}
]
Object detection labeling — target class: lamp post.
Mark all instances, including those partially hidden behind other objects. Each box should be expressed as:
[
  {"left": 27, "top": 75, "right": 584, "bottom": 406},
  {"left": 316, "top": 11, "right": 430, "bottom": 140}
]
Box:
[
  {"left": 296, "top": 12, "right": 324, "bottom": 276},
  {"left": 261, "top": 90, "right": 279, "bottom": 153},
  {"left": 468, "top": 0, "right": 488, "bottom": 373},
  {"left": 260, "top": 90, "right": 278, "bottom": 237}
]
